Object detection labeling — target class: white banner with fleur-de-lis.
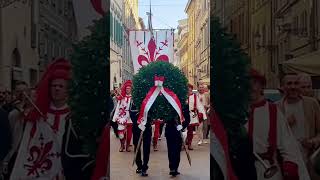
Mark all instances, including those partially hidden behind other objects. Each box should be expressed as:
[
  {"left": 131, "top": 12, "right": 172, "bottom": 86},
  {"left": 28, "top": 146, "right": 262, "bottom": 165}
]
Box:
[{"left": 129, "top": 30, "right": 174, "bottom": 74}]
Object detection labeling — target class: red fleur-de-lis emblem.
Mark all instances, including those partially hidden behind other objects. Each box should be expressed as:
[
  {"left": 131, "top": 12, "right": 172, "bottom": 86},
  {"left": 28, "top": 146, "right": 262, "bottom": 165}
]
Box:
[
  {"left": 24, "top": 141, "right": 55, "bottom": 177},
  {"left": 118, "top": 107, "right": 126, "bottom": 117},
  {"left": 136, "top": 38, "right": 169, "bottom": 66}
]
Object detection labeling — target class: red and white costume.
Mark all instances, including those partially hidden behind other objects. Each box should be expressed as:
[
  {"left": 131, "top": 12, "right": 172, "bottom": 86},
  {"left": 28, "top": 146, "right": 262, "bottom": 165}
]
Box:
[
  {"left": 248, "top": 69, "right": 309, "bottom": 180},
  {"left": 152, "top": 119, "right": 163, "bottom": 150},
  {"left": 112, "top": 80, "right": 133, "bottom": 151},
  {"left": 10, "top": 59, "right": 71, "bottom": 180},
  {"left": 186, "top": 84, "right": 207, "bottom": 148}
]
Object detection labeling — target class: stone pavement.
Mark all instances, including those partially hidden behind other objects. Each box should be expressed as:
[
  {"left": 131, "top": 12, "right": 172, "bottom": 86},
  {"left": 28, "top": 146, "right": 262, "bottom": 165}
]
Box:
[{"left": 110, "top": 130, "right": 210, "bottom": 180}]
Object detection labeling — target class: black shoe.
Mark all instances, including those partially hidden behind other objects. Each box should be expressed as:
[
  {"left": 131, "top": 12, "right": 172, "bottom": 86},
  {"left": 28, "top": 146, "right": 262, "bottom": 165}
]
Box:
[
  {"left": 141, "top": 170, "right": 148, "bottom": 177},
  {"left": 170, "top": 170, "right": 180, "bottom": 177},
  {"left": 136, "top": 169, "right": 142, "bottom": 174}
]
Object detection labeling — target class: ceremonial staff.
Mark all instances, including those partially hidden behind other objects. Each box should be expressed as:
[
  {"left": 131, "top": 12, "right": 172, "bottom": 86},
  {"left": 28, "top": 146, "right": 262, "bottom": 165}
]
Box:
[
  {"left": 176, "top": 118, "right": 191, "bottom": 166},
  {"left": 132, "top": 129, "right": 144, "bottom": 166},
  {"left": 23, "top": 92, "right": 45, "bottom": 117}
]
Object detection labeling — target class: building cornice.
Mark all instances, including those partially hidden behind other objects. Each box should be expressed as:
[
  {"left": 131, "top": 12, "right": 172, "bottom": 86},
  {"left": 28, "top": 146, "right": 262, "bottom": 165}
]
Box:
[{"left": 185, "top": 0, "right": 194, "bottom": 13}]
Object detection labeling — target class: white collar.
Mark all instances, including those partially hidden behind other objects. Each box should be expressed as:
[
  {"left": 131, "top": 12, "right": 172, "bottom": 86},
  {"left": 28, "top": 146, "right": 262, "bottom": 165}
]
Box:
[{"left": 50, "top": 103, "right": 68, "bottom": 110}]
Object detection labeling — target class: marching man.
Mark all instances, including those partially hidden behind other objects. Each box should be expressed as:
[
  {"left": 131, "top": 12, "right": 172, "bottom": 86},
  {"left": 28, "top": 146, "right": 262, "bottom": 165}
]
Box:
[
  {"left": 112, "top": 80, "right": 133, "bottom": 152},
  {"left": 186, "top": 84, "right": 207, "bottom": 150},
  {"left": 248, "top": 69, "right": 310, "bottom": 180},
  {"left": 10, "top": 58, "right": 93, "bottom": 179}
]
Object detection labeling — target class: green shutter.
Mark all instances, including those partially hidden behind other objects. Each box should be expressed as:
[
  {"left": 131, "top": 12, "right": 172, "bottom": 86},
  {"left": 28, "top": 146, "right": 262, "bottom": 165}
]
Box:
[
  {"left": 116, "top": 20, "right": 119, "bottom": 45},
  {"left": 120, "top": 25, "right": 123, "bottom": 46},
  {"left": 114, "top": 17, "right": 117, "bottom": 43},
  {"left": 110, "top": 13, "right": 113, "bottom": 39}
]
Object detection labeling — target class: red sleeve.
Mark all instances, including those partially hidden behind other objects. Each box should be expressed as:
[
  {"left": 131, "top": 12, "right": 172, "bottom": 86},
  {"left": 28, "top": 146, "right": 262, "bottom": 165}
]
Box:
[{"left": 282, "top": 161, "right": 299, "bottom": 180}]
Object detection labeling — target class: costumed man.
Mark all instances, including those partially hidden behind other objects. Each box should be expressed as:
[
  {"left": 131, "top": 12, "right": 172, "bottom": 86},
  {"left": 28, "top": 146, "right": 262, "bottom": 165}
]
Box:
[
  {"left": 112, "top": 80, "right": 133, "bottom": 152},
  {"left": 130, "top": 101, "right": 152, "bottom": 177},
  {"left": 248, "top": 69, "right": 310, "bottom": 180},
  {"left": 164, "top": 99, "right": 190, "bottom": 177},
  {"left": 10, "top": 58, "right": 93, "bottom": 180},
  {"left": 278, "top": 73, "right": 320, "bottom": 180},
  {"left": 152, "top": 119, "right": 163, "bottom": 151},
  {"left": 186, "top": 84, "right": 207, "bottom": 150},
  {"left": 198, "top": 83, "right": 210, "bottom": 145}
]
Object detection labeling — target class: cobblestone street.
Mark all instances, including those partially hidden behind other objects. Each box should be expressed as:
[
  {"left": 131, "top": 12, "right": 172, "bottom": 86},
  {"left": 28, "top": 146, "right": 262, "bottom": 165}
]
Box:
[{"left": 110, "top": 131, "right": 210, "bottom": 180}]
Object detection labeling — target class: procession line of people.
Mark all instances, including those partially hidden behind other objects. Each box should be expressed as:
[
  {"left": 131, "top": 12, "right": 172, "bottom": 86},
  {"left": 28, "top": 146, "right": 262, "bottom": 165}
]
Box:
[{"left": 109, "top": 80, "right": 210, "bottom": 177}]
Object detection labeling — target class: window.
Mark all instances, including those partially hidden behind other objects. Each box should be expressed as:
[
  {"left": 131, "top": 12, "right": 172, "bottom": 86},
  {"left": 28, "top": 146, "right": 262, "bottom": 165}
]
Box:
[
  {"left": 262, "top": 24, "right": 266, "bottom": 46},
  {"left": 29, "top": 69, "right": 37, "bottom": 87},
  {"left": 300, "top": 11, "right": 307, "bottom": 36},
  {"left": 12, "top": 48, "right": 21, "bottom": 67}
]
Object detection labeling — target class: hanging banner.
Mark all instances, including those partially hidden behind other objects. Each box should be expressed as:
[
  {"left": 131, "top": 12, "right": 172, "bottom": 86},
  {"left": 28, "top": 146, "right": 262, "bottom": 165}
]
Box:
[{"left": 129, "top": 30, "right": 174, "bottom": 74}]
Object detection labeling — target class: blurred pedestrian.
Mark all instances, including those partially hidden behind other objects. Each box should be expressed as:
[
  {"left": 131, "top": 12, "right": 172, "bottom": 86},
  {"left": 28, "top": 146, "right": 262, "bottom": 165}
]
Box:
[
  {"left": 186, "top": 84, "right": 207, "bottom": 150},
  {"left": 249, "top": 69, "right": 309, "bottom": 180},
  {"left": 198, "top": 83, "right": 210, "bottom": 145},
  {"left": 1, "top": 81, "right": 29, "bottom": 179},
  {"left": 278, "top": 73, "right": 320, "bottom": 180}
]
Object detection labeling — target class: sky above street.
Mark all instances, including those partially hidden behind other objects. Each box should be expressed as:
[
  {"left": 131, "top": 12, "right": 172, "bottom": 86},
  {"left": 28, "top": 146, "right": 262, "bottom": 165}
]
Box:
[{"left": 138, "top": 0, "right": 188, "bottom": 31}]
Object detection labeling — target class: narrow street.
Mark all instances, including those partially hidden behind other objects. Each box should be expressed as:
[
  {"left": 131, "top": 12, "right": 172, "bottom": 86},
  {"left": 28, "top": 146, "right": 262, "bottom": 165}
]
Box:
[{"left": 110, "top": 131, "right": 210, "bottom": 180}]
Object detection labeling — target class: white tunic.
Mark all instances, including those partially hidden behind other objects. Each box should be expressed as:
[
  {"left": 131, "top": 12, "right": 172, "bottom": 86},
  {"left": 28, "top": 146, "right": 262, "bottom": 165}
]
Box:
[
  {"left": 284, "top": 100, "right": 306, "bottom": 142},
  {"left": 10, "top": 104, "right": 69, "bottom": 180},
  {"left": 283, "top": 100, "right": 309, "bottom": 163},
  {"left": 246, "top": 102, "right": 310, "bottom": 180},
  {"left": 188, "top": 94, "right": 207, "bottom": 125},
  {"left": 112, "top": 96, "right": 132, "bottom": 131}
]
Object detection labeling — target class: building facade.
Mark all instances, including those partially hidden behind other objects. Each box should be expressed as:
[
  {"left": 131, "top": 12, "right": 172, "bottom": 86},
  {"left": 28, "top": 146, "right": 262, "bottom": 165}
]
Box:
[
  {"left": 0, "top": 0, "right": 77, "bottom": 90},
  {"left": 185, "top": 0, "right": 196, "bottom": 85},
  {"left": 122, "top": 0, "right": 140, "bottom": 85},
  {"left": 173, "top": 32, "right": 180, "bottom": 67},
  {"left": 38, "top": 0, "right": 77, "bottom": 73},
  {"left": 273, "top": 0, "right": 318, "bottom": 87},
  {"left": 185, "top": 0, "right": 210, "bottom": 87},
  {"left": 177, "top": 19, "right": 189, "bottom": 78},
  {"left": 195, "top": 0, "right": 210, "bottom": 85},
  {"left": 110, "top": 0, "right": 123, "bottom": 90},
  {"left": 250, "top": 0, "right": 275, "bottom": 87}
]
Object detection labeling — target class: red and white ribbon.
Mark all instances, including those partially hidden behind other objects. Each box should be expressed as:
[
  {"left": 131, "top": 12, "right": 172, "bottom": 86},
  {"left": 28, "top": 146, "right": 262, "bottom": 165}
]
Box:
[{"left": 137, "top": 76, "right": 184, "bottom": 131}]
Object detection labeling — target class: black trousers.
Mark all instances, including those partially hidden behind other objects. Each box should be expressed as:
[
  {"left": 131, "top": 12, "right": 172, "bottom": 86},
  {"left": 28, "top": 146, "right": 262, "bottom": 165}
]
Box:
[
  {"left": 133, "top": 124, "right": 152, "bottom": 171},
  {"left": 159, "top": 123, "right": 165, "bottom": 137},
  {"left": 165, "top": 125, "right": 182, "bottom": 171}
]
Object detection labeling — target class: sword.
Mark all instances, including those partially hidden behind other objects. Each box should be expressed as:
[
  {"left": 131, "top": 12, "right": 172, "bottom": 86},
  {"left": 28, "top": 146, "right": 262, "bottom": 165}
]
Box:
[
  {"left": 23, "top": 92, "right": 45, "bottom": 118},
  {"left": 132, "top": 127, "right": 144, "bottom": 166},
  {"left": 253, "top": 152, "right": 278, "bottom": 178},
  {"left": 176, "top": 119, "right": 191, "bottom": 166},
  {"left": 180, "top": 130, "right": 192, "bottom": 166}
]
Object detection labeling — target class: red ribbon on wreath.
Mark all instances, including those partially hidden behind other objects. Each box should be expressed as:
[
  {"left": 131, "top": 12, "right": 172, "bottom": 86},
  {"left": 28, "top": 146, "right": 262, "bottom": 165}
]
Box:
[{"left": 137, "top": 76, "right": 184, "bottom": 130}]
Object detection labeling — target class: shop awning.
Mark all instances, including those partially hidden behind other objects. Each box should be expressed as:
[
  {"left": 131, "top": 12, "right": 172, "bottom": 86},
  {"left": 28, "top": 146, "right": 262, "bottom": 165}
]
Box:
[{"left": 280, "top": 50, "right": 320, "bottom": 76}]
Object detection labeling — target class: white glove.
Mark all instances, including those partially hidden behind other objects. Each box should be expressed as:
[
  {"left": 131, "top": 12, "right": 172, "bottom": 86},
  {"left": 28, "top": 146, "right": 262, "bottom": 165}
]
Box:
[
  {"left": 138, "top": 123, "right": 146, "bottom": 131},
  {"left": 176, "top": 125, "right": 183, "bottom": 131}
]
